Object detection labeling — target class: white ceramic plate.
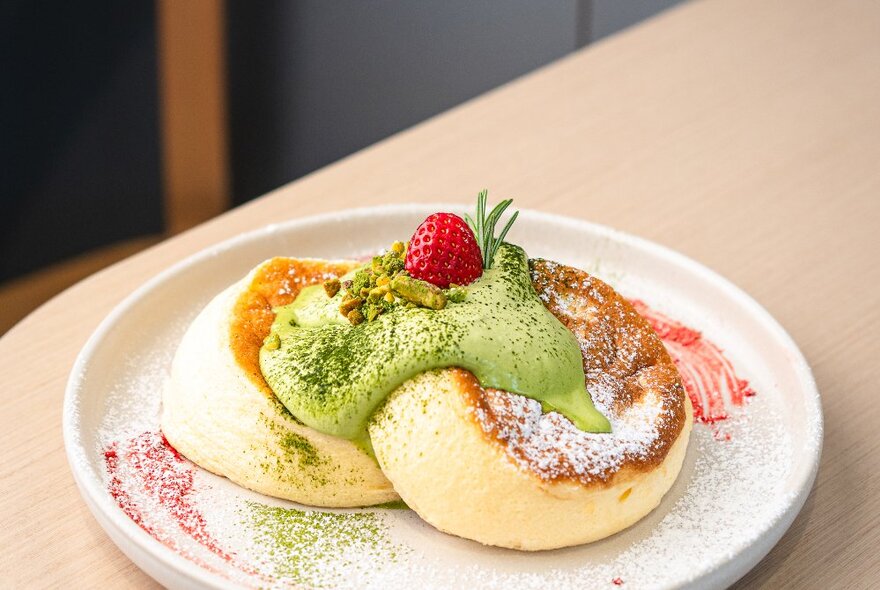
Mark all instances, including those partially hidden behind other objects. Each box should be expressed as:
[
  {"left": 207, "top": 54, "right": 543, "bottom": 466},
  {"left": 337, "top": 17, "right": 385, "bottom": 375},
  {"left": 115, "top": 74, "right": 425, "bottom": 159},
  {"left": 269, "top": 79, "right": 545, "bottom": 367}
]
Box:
[{"left": 64, "top": 205, "right": 821, "bottom": 589}]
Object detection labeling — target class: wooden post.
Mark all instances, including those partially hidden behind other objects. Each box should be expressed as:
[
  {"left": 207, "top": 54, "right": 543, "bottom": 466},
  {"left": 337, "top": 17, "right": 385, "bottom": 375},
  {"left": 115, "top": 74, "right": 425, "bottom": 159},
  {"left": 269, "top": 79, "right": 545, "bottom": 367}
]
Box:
[{"left": 156, "top": 0, "right": 230, "bottom": 234}]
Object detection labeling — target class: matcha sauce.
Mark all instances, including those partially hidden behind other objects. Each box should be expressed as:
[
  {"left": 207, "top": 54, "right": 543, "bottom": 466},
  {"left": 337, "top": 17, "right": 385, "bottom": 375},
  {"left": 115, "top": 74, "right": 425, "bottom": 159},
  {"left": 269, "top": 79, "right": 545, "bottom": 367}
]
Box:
[{"left": 260, "top": 244, "right": 610, "bottom": 441}]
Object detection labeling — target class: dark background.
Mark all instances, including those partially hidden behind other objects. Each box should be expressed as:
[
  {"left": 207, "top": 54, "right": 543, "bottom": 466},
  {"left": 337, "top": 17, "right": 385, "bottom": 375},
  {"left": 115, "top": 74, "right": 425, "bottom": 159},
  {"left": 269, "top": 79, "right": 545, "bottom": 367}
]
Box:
[
  {"left": 0, "top": 0, "right": 681, "bottom": 283},
  {"left": 1, "top": 1, "right": 162, "bottom": 281}
]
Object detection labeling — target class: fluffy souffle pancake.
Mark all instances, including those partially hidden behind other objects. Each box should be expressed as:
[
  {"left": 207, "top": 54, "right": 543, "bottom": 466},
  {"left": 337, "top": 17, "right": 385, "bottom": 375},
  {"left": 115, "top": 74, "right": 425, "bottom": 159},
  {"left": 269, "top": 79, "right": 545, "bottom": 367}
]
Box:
[
  {"left": 369, "top": 259, "right": 693, "bottom": 550},
  {"left": 161, "top": 257, "right": 399, "bottom": 507}
]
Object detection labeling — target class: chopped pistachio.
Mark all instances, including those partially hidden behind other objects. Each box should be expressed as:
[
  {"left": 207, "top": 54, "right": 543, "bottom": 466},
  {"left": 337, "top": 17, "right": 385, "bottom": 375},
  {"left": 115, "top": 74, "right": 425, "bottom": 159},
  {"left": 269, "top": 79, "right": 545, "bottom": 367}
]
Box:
[
  {"left": 391, "top": 275, "right": 447, "bottom": 310},
  {"left": 349, "top": 271, "right": 371, "bottom": 297},
  {"left": 369, "top": 284, "right": 390, "bottom": 301},
  {"left": 335, "top": 239, "right": 433, "bottom": 322},
  {"left": 347, "top": 309, "right": 365, "bottom": 325},
  {"left": 323, "top": 278, "right": 341, "bottom": 298},
  {"left": 384, "top": 258, "right": 404, "bottom": 276},
  {"left": 339, "top": 297, "right": 363, "bottom": 316},
  {"left": 265, "top": 332, "right": 281, "bottom": 350},
  {"left": 445, "top": 286, "right": 467, "bottom": 303}
]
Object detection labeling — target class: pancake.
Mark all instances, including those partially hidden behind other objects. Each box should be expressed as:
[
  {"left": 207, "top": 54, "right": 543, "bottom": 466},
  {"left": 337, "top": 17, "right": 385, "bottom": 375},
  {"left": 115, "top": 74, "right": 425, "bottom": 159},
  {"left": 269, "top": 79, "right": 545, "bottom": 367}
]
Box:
[
  {"left": 161, "top": 257, "right": 399, "bottom": 507},
  {"left": 368, "top": 259, "right": 692, "bottom": 550}
]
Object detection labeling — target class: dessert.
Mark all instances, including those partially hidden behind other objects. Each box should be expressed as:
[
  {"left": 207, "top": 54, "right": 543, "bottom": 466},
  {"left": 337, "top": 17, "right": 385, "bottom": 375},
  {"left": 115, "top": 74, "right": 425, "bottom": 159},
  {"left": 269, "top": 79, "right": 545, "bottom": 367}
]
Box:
[{"left": 161, "top": 192, "right": 693, "bottom": 550}]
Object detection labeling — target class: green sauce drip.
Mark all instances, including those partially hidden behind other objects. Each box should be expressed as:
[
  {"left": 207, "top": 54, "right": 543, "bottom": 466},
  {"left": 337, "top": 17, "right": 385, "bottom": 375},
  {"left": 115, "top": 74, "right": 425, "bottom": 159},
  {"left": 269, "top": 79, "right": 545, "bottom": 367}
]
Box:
[{"left": 260, "top": 243, "right": 610, "bottom": 441}]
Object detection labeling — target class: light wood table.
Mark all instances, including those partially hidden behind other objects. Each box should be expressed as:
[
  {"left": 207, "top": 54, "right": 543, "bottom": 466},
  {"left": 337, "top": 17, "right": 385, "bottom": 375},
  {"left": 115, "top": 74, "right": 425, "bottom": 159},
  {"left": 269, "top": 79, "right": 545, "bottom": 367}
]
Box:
[{"left": 2, "top": 0, "right": 878, "bottom": 586}]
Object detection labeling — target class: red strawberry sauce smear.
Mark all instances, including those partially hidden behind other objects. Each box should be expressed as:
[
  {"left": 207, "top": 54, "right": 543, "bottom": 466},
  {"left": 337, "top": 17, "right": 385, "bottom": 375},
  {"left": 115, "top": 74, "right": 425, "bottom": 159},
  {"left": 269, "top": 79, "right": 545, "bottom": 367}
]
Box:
[
  {"left": 630, "top": 300, "right": 755, "bottom": 424},
  {"left": 103, "top": 432, "right": 260, "bottom": 579}
]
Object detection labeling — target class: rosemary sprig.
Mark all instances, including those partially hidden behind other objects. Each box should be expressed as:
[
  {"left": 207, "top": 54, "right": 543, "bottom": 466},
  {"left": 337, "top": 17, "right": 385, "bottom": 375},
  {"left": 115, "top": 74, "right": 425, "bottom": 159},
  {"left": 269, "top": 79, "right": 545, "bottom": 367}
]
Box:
[{"left": 464, "top": 189, "right": 519, "bottom": 270}]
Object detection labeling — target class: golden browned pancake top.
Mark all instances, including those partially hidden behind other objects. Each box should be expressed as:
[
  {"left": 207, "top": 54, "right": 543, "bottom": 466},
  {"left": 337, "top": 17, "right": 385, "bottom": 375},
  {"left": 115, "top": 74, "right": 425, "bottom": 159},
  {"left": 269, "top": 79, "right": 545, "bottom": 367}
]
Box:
[
  {"left": 458, "top": 259, "right": 687, "bottom": 487},
  {"left": 230, "top": 258, "right": 358, "bottom": 393}
]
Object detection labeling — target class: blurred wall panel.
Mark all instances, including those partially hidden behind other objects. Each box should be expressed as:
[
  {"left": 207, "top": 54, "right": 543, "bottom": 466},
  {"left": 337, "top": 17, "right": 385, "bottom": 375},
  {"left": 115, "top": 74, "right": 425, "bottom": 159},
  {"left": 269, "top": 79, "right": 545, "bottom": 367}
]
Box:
[
  {"left": 591, "top": 0, "right": 684, "bottom": 41},
  {"left": 226, "top": 1, "right": 584, "bottom": 203},
  {"left": 0, "top": 1, "right": 162, "bottom": 282}
]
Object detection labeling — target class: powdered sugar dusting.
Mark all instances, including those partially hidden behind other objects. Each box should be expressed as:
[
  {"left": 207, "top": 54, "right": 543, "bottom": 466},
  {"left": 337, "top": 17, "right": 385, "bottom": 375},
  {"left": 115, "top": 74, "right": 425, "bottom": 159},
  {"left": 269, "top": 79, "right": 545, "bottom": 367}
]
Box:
[{"left": 474, "top": 388, "right": 667, "bottom": 482}]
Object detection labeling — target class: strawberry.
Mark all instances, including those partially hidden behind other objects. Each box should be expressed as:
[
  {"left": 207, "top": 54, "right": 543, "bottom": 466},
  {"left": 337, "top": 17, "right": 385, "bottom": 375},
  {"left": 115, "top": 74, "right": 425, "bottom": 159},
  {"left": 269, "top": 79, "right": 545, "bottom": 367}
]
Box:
[{"left": 405, "top": 213, "right": 483, "bottom": 288}]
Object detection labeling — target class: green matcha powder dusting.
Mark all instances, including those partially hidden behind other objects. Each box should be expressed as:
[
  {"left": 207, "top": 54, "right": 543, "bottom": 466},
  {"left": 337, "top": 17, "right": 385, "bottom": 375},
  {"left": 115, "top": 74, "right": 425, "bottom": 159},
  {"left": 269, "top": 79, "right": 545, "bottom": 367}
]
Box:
[
  {"left": 260, "top": 243, "right": 611, "bottom": 441},
  {"left": 242, "top": 501, "right": 405, "bottom": 587}
]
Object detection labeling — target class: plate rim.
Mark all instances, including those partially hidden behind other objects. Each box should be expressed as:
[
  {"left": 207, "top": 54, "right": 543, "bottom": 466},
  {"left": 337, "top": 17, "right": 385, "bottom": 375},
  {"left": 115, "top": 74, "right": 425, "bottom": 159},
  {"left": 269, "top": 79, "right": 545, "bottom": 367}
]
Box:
[{"left": 63, "top": 203, "right": 823, "bottom": 589}]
